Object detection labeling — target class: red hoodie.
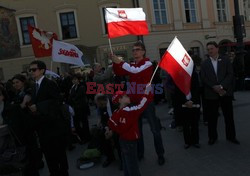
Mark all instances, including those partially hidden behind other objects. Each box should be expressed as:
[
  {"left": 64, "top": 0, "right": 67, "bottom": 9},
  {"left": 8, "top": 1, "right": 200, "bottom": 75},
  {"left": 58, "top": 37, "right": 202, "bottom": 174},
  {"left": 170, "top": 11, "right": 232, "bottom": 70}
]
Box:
[
  {"left": 113, "top": 58, "right": 154, "bottom": 104},
  {"left": 108, "top": 96, "right": 149, "bottom": 141}
]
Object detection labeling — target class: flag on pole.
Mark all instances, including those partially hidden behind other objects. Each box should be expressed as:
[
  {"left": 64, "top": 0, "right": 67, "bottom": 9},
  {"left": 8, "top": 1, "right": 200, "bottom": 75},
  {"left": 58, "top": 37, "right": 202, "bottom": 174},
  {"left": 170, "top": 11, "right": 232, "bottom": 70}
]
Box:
[
  {"left": 159, "top": 37, "right": 194, "bottom": 99},
  {"left": 52, "top": 40, "right": 84, "bottom": 67},
  {"left": 28, "top": 25, "right": 58, "bottom": 57},
  {"left": 105, "top": 8, "right": 149, "bottom": 38}
]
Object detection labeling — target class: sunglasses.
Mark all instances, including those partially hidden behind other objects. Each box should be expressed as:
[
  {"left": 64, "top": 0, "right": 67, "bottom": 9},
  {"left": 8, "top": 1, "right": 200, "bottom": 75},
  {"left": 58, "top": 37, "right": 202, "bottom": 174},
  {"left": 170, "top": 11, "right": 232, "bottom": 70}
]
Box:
[
  {"left": 29, "top": 68, "right": 39, "bottom": 72},
  {"left": 132, "top": 48, "right": 143, "bottom": 52}
]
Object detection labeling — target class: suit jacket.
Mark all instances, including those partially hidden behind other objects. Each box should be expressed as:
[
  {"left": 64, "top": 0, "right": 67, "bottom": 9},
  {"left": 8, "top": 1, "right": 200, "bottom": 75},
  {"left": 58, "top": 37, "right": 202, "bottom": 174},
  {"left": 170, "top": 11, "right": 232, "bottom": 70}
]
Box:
[
  {"left": 31, "top": 77, "right": 66, "bottom": 144},
  {"left": 200, "top": 55, "right": 234, "bottom": 100},
  {"left": 68, "top": 84, "right": 89, "bottom": 116}
]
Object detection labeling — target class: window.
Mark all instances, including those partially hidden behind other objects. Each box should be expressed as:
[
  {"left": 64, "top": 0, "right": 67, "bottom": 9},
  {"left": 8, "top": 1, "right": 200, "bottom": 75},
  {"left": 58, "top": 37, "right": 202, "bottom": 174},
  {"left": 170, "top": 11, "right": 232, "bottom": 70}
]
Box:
[
  {"left": 216, "top": 0, "right": 227, "bottom": 22},
  {"left": 59, "top": 12, "right": 77, "bottom": 39},
  {"left": 19, "top": 16, "right": 35, "bottom": 45},
  {"left": 184, "top": 0, "right": 197, "bottom": 23},
  {"left": 153, "top": 0, "right": 168, "bottom": 24},
  {"left": 102, "top": 6, "right": 117, "bottom": 34},
  {"left": 190, "top": 47, "right": 200, "bottom": 56},
  {"left": 243, "top": 0, "right": 250, "bottom": 21}
]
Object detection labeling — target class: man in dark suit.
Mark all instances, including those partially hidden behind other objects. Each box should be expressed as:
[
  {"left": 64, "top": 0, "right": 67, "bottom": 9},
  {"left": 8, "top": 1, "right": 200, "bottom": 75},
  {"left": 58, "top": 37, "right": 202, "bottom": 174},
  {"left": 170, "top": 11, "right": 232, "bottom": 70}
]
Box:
[
  {"left": 200, "top": 41, "right": 239, "bottom": 145},
  {"left": 29, "top": 60, "right": 69, "bottom": 176},
  {"left": 68, "top": 73, "right": 91, "bottom": 143}
]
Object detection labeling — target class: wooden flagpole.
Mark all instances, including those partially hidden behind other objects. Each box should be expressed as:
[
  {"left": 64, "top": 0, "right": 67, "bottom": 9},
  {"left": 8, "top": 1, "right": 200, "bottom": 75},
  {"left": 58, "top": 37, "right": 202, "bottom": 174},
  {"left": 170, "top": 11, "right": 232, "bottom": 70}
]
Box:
[
  {"left": 108, "top": 38, "right": 113, "bottom": 55},
  {"left": 149, "top": 64, "right": 159, "bottom": 85}
]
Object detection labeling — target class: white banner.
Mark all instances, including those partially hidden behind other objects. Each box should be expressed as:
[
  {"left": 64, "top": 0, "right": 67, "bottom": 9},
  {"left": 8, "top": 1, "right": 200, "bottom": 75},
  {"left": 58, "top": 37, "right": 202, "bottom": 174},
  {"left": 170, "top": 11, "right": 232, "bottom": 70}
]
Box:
[{"left": 52, "top": 40, "right": 84, "bottom": 66}]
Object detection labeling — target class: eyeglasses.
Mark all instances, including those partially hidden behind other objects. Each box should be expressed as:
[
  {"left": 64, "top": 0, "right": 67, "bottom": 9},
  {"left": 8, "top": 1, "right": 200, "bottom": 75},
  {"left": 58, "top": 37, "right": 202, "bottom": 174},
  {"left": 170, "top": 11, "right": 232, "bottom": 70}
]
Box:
[
  {"left": 29, "top": 68, "right": 39, "bottom": 72},
  {"left": 132, "top": 48, "right": 143, "bottom": 52}
]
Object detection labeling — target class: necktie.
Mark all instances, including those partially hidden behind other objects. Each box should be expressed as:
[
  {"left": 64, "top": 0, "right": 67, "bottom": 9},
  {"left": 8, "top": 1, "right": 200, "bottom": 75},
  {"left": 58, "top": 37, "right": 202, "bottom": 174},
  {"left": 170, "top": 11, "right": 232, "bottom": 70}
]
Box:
[{"left": 36, "top": 83, "right": 39, "bottom": 95}]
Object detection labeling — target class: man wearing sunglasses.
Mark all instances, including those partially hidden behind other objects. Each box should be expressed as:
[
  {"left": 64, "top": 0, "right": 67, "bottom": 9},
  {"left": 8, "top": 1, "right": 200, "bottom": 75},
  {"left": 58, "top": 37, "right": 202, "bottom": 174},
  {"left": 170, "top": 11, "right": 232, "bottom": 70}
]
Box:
[
  {"left": 28, "top": 60, "right": 69, "bottom": 176},
  {"left": 111, "top": 41, "right": 165, "bottom": 165}
]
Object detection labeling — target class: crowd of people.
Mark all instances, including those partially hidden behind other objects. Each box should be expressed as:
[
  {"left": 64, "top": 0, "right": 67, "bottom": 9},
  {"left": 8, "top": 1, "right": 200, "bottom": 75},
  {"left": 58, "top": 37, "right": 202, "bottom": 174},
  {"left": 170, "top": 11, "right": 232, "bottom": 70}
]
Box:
[{"left": 0, "top": 41, "right": 240, "bottom": 176}]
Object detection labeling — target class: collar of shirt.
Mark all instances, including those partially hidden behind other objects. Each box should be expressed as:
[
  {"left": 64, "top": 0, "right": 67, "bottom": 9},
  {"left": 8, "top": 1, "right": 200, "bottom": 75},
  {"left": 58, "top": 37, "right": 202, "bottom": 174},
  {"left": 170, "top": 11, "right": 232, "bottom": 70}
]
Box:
[
  {"left": 209, "top": 56, "right": 219, "bottom": 61},
  {"left": 36, "top": 75, "right": 45, "bottom": 87}
]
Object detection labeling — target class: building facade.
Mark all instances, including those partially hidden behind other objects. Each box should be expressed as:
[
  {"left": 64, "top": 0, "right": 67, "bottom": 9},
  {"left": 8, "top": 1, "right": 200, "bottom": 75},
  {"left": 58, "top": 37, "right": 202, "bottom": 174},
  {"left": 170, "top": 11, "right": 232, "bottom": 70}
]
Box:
[
  {"left": 1, "top": 0, "right": 250, "bottom": 81},
  {"left": 0, "top": 0, "right": 138, "bottom": 81},
  {"left": 141, "top": 0, "right": 250, "bottom": 61}
]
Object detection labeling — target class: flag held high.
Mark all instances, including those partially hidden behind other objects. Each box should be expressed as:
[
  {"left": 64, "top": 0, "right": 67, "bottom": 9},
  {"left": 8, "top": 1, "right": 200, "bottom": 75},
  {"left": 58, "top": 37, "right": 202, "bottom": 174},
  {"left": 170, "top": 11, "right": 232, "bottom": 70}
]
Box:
[
  {"left": 105, "top": 8, "right": 149, "bottom": 38},
  {"left": 159, "top": 37, "right": 194, "bottom": 99},
  {"left": 52, "top": 40, "right": 84, "bottom": 67},
  {"left": 28, "top": 25, "right": 58, "bottom": 58}
]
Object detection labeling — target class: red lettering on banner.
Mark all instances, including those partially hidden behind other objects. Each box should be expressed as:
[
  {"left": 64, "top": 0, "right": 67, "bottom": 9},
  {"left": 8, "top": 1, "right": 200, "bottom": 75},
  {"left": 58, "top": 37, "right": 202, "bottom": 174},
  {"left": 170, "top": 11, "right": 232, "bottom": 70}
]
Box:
[{"left": 58, "top": 49, "right": 79, "bottom": 58}]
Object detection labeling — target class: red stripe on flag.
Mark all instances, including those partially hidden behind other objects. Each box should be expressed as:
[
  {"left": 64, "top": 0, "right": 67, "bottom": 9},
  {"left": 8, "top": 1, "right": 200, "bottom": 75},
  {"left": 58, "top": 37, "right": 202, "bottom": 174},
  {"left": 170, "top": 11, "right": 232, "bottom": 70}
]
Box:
[
  {"left": 159, "top": 51, "right": 191, "bottom": 95},
  {"left": 107, "top": 21, "right": 149, "bottom": 38}
]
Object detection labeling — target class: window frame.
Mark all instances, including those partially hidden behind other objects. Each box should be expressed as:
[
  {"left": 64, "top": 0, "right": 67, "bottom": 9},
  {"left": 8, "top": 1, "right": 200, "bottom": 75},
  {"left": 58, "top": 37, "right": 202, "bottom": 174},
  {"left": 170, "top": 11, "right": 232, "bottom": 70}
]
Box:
[
  {"left": 56, "top": 9, "right": 80, "bottom": 41},
  {"left": 214, "top": 0, "right": 230, "bottom": 22},
  {"left": 19, "top": 16, "right": 35, "bottom": 45},
  {"left": 243, "top": 0, "right": 250, "bottom": 21},
  {"left": 182, "top": 0, "right": 198, "bottom": 23},
  {"left": 16, "top": 14, "right": 37, "bottom": 47},
  {"left": 151, "top": 0, "right": 169, "bottom": 25}
]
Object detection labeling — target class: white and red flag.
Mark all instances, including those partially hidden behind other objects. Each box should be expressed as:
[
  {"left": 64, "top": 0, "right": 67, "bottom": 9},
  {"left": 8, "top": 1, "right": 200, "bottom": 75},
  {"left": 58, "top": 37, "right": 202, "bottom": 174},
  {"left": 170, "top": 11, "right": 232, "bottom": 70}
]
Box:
[
  {"left": 28, "top": 25, "right": 58, "bottom": 58},
  {"left": 52, "top": 40, "right": 84, "bottom": 66},
  {"left": 105, "top": 8, "right": 149, "bottom": 38},
  {"left": 159, "top": 37, "right": 194, "bottom": 99}
]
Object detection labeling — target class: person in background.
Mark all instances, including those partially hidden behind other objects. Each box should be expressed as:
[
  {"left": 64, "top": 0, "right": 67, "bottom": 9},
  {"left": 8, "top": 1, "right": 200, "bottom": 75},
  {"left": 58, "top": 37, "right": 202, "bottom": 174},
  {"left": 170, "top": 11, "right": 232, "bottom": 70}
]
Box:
[
  {"left": 68, "top": 73, "right": 91, "bottom": 144},
  {"left": 200, "top": 41, "right": 239, "bottom": 145},
  {"left": 95, "top": 94, "right": 121, "bottom": 168},
  {"left": 3, "top": 74, "right": 41, "bottom": 176},
  {"left": 28, "top": 60, "right": 69, "bottom": 176},
  {"left": 172, "top": 68, "right": 201, "bottom": 149}
]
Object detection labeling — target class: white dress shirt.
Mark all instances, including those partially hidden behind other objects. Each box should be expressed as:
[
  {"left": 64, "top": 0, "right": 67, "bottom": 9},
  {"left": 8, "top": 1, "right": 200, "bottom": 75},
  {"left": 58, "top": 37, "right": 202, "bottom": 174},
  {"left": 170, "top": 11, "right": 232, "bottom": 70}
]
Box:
[{"left": 210, "top": 56, "right": 218, "bottom": 76}]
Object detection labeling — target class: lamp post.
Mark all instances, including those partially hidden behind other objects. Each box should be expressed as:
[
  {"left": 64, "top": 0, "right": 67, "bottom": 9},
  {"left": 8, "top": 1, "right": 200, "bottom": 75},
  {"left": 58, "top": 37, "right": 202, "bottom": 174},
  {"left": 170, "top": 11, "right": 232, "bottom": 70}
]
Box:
[{"left": 233, "top": 0, "right": 246, "bottom": 90}]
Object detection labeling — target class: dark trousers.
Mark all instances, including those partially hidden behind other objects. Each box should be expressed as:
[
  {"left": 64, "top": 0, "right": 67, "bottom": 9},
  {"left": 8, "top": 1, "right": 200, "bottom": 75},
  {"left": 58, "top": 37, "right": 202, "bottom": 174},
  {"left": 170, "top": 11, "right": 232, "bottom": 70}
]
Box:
[
  {"left": 182, "top": 108, "right": 200, "bottom": 145},
  {"left": 205, "top": 96, "right": 236, "bottom": 141},
  {"left": 100, "top": 133, "right": 115, "bottom": 161},
  {"left": 137, "top": 102, "right": 164, "bottom": 158},
  {"left": 74, "top": 111, "right": 91, "bottom": 141},
  {"left": 41, "top": 136, "right": 69, "bottom": 176},
  {"left": 120, "top": 139, "right": 141, "bottom": 176}
]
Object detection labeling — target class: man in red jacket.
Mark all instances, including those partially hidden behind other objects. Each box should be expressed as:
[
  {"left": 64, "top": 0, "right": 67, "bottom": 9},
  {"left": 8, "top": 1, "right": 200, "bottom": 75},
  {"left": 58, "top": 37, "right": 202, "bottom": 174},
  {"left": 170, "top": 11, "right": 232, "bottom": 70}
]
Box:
[{"left": 111, "top": 41, "right": 165, "bottom": 165}]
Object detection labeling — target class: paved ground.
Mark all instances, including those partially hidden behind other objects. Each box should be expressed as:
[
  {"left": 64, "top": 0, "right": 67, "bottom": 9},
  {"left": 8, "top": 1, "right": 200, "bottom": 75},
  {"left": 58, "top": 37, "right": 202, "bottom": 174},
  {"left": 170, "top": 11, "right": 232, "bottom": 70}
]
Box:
[{"left": 40, "top": 91, "right": 250, "bottom": 176}]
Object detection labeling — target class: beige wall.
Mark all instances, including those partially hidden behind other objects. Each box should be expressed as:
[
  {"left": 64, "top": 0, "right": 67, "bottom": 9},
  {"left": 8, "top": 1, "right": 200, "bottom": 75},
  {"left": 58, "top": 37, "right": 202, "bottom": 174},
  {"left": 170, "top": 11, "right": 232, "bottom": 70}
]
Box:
[
  {"left": 1, "top": 0, "right": 250, "bottom": 81},
  {"left": 142, "top": 0, "right": 250, "bottom": 61},
  {"left": 0, "top": 0, "right": 137, "bottom": 81}
]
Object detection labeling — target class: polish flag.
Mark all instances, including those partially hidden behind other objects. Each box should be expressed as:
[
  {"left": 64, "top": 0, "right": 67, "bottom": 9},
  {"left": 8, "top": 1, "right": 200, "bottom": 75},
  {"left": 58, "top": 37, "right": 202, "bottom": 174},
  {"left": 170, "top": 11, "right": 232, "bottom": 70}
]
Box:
[
  {"left": 52, "top": 40, "right": 84, "bottom": 67},
  {"left": 159, "top": 37, "right": 194, "bottom": 99},
  {"left": 105, "top": 8, "right": 149, "bottom": 38}
]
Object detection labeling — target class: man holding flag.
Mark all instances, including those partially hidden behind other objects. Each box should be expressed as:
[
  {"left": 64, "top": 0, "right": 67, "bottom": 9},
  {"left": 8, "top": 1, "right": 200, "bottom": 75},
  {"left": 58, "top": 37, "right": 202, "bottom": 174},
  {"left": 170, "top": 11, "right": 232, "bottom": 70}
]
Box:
[
  {"left": 111, "top": 41, "right": 165, "bottom": 165},
  {"left": 106, "top": 7, "right": 164, "bottom": 165}
]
